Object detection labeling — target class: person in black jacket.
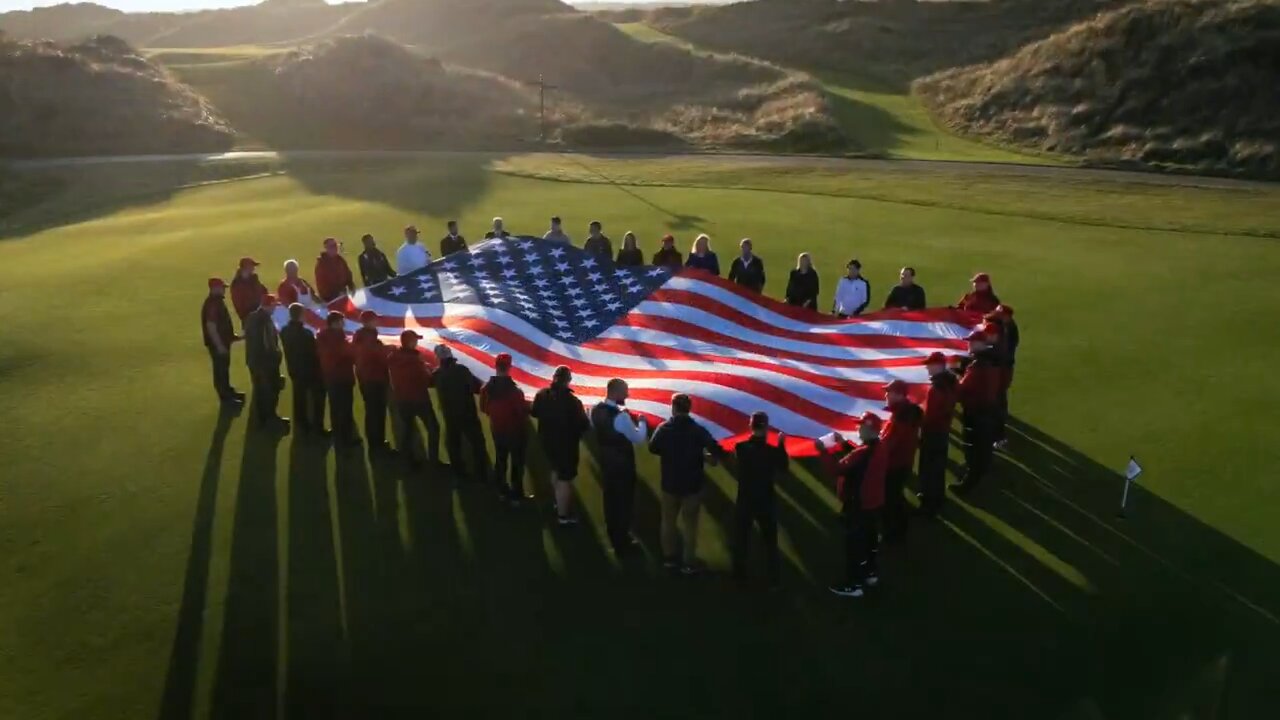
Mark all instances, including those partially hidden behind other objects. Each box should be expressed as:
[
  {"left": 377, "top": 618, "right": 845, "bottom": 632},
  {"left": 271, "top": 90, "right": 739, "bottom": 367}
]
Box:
[
  {"left": 357, "top": 234, "right": 396, "bottom": 287},
  {"left": 731, "top": 413, "right": 787, "bottom": 587},
  {"left": 484, "top": 217, "right": 512, "bottom": 240},
  {"left": 648, "top": 393, "right": 727, "bottom": 575},
  {"left": 785, "top": 252, "right": 820, "bottom": 310},
  {"left": 583, "top": 221, "right": 613, "bottom": 262},
  {"left": 884, "top": 267, "right": 927, "bottom": 310},
  {"left": 616, "top": 232, "right": 643, "bottom": 267},
  {"left": 432, "top": 345, "right": 488, "bottom": 482},
  {"left": 728, "top": 238, "right": 766, "bottom": 293},
  {"left": 280, "top": 303, "right": 327, "bottom": 435},
  {"left": 440, "top": 220, "right": 467, "bottom": 256},
  {"left": 202, "top": 278, "right": 244, "bottom": 405},
  {"left": 531, "top": 366, "right": 591, "bottom": 524},
  {"left": 987, "top": 305, "right": 1020, "bottom": 449},
  {"left": 244, "top": 294, "right": 287, "bottom": 429},
  {"left": 591, "top": 379, "right": 649, "bottom": 553}
]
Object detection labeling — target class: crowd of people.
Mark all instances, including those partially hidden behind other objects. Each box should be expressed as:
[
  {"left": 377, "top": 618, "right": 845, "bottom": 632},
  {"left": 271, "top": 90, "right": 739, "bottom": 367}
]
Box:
[{"left": 200, "top": 216, "right": 1021, "bottom": 598}]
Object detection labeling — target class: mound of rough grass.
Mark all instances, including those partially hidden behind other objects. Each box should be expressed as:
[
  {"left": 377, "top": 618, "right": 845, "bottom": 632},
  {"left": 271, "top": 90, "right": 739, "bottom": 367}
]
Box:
[
  {"left": 0, "top": 34, "right": 234, "bottom": 158},
  {"left": 914, "top": 0, "right": 1280, "bottom": 178}
]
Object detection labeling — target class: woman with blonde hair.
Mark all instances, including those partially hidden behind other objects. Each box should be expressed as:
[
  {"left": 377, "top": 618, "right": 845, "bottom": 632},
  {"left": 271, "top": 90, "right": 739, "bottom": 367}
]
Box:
[
  {"left": 785, "top": 252, "right": 820, "bottom": 310},
  {"left": 616, "top": 232, "right": 644, "bottom": 267},
  {"left": 685, "top": 233, "right": 720, "bottom": 276}
]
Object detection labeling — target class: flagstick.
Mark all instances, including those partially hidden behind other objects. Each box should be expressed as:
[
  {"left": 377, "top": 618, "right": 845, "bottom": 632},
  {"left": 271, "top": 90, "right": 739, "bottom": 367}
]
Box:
[{"left": 1117, "top": 477, "right": 1132, "bottom": 519}]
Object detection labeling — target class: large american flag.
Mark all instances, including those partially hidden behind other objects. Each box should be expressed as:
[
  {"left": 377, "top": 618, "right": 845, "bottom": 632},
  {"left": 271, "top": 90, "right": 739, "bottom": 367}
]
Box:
[{"left": 282, "top": 237, "right": 980, "bottom": 456}]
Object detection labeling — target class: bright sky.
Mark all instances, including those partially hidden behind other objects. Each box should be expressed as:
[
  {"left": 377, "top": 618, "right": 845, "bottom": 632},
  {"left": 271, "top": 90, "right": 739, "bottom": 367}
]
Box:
[{"left": 1, "top": 0, "right": 717, "bottom": 12}]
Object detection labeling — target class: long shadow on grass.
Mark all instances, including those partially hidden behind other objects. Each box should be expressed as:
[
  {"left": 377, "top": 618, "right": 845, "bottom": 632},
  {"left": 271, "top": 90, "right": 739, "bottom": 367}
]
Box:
[
  {"left": 170, "top": 411, "right": 1280, "bottom": 717},
  {"left": 156, "top": 405, "right": 238, "bottom": 720}
]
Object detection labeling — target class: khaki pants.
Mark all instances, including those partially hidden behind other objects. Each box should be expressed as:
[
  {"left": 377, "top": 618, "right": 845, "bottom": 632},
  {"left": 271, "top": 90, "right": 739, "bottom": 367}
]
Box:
[{"left": 661, "top": 491, "right": 703, "bottom": 564}]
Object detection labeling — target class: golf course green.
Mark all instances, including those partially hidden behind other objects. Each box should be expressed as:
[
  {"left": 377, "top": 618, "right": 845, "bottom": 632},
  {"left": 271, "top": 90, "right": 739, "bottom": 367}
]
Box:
[{"left": 2, "top": 153, "right": 1278, "bottom": 719}]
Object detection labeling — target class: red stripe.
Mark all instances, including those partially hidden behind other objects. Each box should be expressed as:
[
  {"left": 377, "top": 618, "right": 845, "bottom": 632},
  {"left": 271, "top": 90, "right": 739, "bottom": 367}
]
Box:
[{"left": 581, "top": 336, "right": 948, "bottom": 371}]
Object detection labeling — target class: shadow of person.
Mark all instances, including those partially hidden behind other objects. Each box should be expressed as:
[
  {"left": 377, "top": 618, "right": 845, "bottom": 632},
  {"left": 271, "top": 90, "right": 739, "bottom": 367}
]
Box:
[
  {"left": 156, "top": 405, "right": 238, "bottom": 720},
  {"left": 209, "top": 424, "right": 284, "bottom": 719},
  {"left": 283, "top": 437, "right": 349, "bottom": 719}
]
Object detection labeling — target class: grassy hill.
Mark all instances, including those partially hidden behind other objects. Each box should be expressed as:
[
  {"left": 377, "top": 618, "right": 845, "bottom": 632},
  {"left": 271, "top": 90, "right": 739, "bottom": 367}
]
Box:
[
  {"left": 914, "top": 0, "right": 1280, "bottom": 178},
  {"left": 0, "top": 34, "right": 234, "bottom": 158}
]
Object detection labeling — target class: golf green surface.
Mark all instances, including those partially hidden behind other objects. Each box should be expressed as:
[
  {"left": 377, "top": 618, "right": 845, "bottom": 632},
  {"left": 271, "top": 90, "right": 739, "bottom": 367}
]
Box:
[{"left": 2, "top": 154, "right": 1279, "bottom": 719}]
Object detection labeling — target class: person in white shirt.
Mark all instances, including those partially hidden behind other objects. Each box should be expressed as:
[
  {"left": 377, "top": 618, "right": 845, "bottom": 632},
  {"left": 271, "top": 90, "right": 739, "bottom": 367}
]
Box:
[
  {"left": 832, "top": 258, "right": 871, "bottom": 318},
  {"left": 542, "top": 216, "right": 572, "bottom": 245},
  {"left": 396, "top": 225, "right": 431, "bottom": 275},
  {"left": 591, "top": 378, "right": 648, "bottom": 553}
]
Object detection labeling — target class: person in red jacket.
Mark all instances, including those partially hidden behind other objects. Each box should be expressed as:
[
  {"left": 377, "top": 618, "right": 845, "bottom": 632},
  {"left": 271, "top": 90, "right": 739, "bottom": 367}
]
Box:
[
  {"left": 480, "top": 353, "right": 531, "bottom": 505},
  {"left": 353, "top": 310, "right": 394, "bottom": 456},
  {"left": 317, "top": 310, "right": 360, "bottom": 447},
  {"left": 230, "top": 257, "right": 268, "bottom": 323},
  {"left": 819, "top": 412, "right": 889, "bottom": 598},
  {"left": 388, "top": 330, "right": 442, "bottom": 468},
  {"left": 314, "top": 238, "right": 355, "bottom": 303},
  {"left": 957, "top": 272, "right": 1001, "bottom": 315},
  {"left": 916, "top": 351, "right": 958, "bottom": 516},
  {"left": 955, "top": 324, "right": 1003, "bottom": 492},
  {"left": 880, "top": 379, "right": 922, "bottom": 542},
  {"left": 277, "top": 259, "right": 316, "bottom": 306}
]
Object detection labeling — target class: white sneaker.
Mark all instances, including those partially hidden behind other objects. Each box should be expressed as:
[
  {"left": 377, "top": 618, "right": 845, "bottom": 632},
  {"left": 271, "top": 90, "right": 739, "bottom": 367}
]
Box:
[
  {"left": 865, "top": 574, "right": 880, "bottom": 587},
  {"left": 828, "top": 584, "right": 865, "bottom": 598}
]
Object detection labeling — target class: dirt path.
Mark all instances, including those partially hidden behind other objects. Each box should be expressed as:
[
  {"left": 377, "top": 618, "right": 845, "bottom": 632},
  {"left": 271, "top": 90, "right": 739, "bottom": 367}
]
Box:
[{"left": 7, "top": 149, "right": 1272, "bottom": 191}]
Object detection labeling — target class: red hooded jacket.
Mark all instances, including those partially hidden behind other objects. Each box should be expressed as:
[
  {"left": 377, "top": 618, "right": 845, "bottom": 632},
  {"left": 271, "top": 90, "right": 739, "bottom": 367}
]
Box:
[
  {"left": 277, "top": 277, "right": 315, "bottom": 306},
  {"left": 388, "top": 347, "right": 434, "bottom": 404},
  {"left": 921, "top": 370, "right": 960, "bottom": 433},
  {"left": 959, "top": 354, "right": 1002, "bottom": 410},
  {"left": 823, "top": 438, "right": 889, "bottom": 511},
  {"left": 314, "top": 253, "right": 354, "bottom": 302},
  {"left": 958, "top": 290, "right": 1000, "bottom": 315},
  {"left": 881, "top": 400, "right": 923, "bottom": 470},
  {"left": 316, "top": 327, "right": 355, "bottom": 384},
  {"left": 480, "top": 374, "right": 529, "bottom": 438},
  {"left": 230, "top": 273, "right": 267, "bottom": 320},
  {"left": 352, "top": 327, "right": 391, "bottom": 384}
]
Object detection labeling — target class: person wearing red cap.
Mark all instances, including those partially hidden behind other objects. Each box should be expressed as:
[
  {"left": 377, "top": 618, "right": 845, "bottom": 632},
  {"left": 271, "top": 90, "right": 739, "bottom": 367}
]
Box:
[
  {"left": 353, "top": 310, "right": 394, "bottom": 455},
  {"left": 276, "top": 259, "right": 316, "bottom": 306},
  {"left": 244, "top": 293, "right": 288, "bottom": 429},
  {"left": 388, "top": 330, "right": 442, "bottom": 468},
  {"left": 955, "top": 325, "right": 1003, "bottom": 492},
  {"left": 880, "top": 378, "right": 922, "bottom": 541},
  {"left": 433, "top": 344, "right": 489, "bottom": 482},
  {"left": 985, "top": 305, "right": 1020, "bottom": 449},
  {"left": 917, "top": 351, "right": 958, "bottom": 516},
  {"left": 280, "top": 302, "right": 327, "bottom": 436},
  {"left": 314, "top": 238, "right": 355, "bottom": 303},
  {"left": 957, "top": 273, "right": 1001, "bottom": 315},
  {"left": 317, "top": 311, "right": 360, "bottom": 447},
  {"left": 652, "top": 234, "right": 683, "bottom": 270},
  {"left": 202, "top": 278, "right": 244, "bottom": 405},
  {"left": 230, "top": 257, "right": 268, "bottom": 323},
  {"left": 818, "top": 411, "right": 889, "bottom": 598},
  {"left": 481, "top": 354, "right": 531, "bottom": 505}
]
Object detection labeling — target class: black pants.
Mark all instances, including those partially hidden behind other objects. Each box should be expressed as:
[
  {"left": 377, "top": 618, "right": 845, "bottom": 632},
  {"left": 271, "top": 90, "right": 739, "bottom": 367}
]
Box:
[
  {"left": 842, "top": 507, "right": 880, "bottom": 586},
  {"left": 445, "top": 414, "right": 489, "bottom": 479},
  {"left": 360, "top": 381, "right": 390, "bottom": 448},
  {"left": 733, "top": 500, "right": 779, "bottom": 582},
  {"left": 493, "top": 432, "right": 528, "bottom": 496},
  {"left": 601, "top": 459, "right": 637, "bottom": 549},
  {"left": 994, "top": 367, "right": 1013, "bottom": 442},
  {"left": 328, "top": 381, "right": 358, "bottom": 443},
  {"left": 291, "top": 376, "right": 326, "bottom": 431},
  {"left": 917, "top": 430, "right": 949, "bottom": 513},
  {"left": 883, "top": 466, "right": 911, "bottom": 540},
  {"left": 397, "top": 400, "right": 441, "bottom": 464},
  {"left": 209, "top": 347, "right": 234, "bottom": 400},
  {"left": 250, "top": 369, "right": 281, "bottom": 423},
  {"left": 962, "top": 407, "right": 995, "bottom": 488}
]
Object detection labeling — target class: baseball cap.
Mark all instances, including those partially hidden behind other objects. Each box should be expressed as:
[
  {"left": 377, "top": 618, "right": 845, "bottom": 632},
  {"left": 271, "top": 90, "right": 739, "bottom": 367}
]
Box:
[
  {"left": 261, "top": 293, "right": 277, "bottom": 306},
  {"left": 883, "top": 379, "right": 909, "bottom": 394},
  {"left": 858, "top": 411, "right": 883, "bottom": 430},
  {"left": 400, "top": 329, "right": 421, "bottom": 343},
  {"left": 326, "top": 310, "right": 345, "bottom": 324},
  {"left": 749, "top": 411, "right": 770, "bottom": 430},
  {"left": 495, "top": 353, "right": 513, "bottom": 370},
  {"left": 238, "top": 257, "right": 258, "bottom": 270},
  {"left": 924, "top": 351, "right": 947, "bottom": 365},
  {"left": 359, "top": 310, "right": 378, "bottom": 322},
  {"left": 208, "top": 277, "right": 226, "bottom": 289},
  {"left": 972, "top": 272, "right": 991, "bottom": 283}
]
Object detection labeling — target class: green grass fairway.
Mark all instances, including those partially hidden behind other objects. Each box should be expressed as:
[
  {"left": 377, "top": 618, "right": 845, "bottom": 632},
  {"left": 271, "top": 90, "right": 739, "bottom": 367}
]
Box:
[
  {"left": 613, "top": 22, "right": 1042, "bottom": 164},
  {"left": 2, "top": 154, "right": 1279, "bottom": 719}
]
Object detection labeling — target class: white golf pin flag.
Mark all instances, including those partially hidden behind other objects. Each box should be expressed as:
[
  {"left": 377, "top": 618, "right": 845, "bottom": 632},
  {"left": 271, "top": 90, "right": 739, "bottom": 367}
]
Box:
[{"left": 1126, "top": 457, "right": 1143, "bottom": 482}]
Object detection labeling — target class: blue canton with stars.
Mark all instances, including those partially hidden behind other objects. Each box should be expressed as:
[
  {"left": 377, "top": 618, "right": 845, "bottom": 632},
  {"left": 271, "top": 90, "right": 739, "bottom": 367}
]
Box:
[{"left": 369, "top": 236, "right": 675, "bottom": 344}]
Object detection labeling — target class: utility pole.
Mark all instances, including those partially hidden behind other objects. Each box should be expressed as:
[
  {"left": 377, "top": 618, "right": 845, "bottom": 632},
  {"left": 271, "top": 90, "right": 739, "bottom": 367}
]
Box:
[{"left": 533, "top": 75, "right": 558, "bottom": 144}]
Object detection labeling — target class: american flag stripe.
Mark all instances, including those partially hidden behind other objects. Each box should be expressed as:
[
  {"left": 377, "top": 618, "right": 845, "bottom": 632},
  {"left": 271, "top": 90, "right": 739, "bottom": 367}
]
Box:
[{"left": 280, "top": 237, "right": 979, "bottom": 456}]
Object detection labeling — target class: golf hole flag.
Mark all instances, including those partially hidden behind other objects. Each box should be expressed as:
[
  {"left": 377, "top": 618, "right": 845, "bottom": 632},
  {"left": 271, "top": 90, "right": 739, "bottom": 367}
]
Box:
[{"left": 284, "top": 237, "right": 981, "bottom": 456}]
